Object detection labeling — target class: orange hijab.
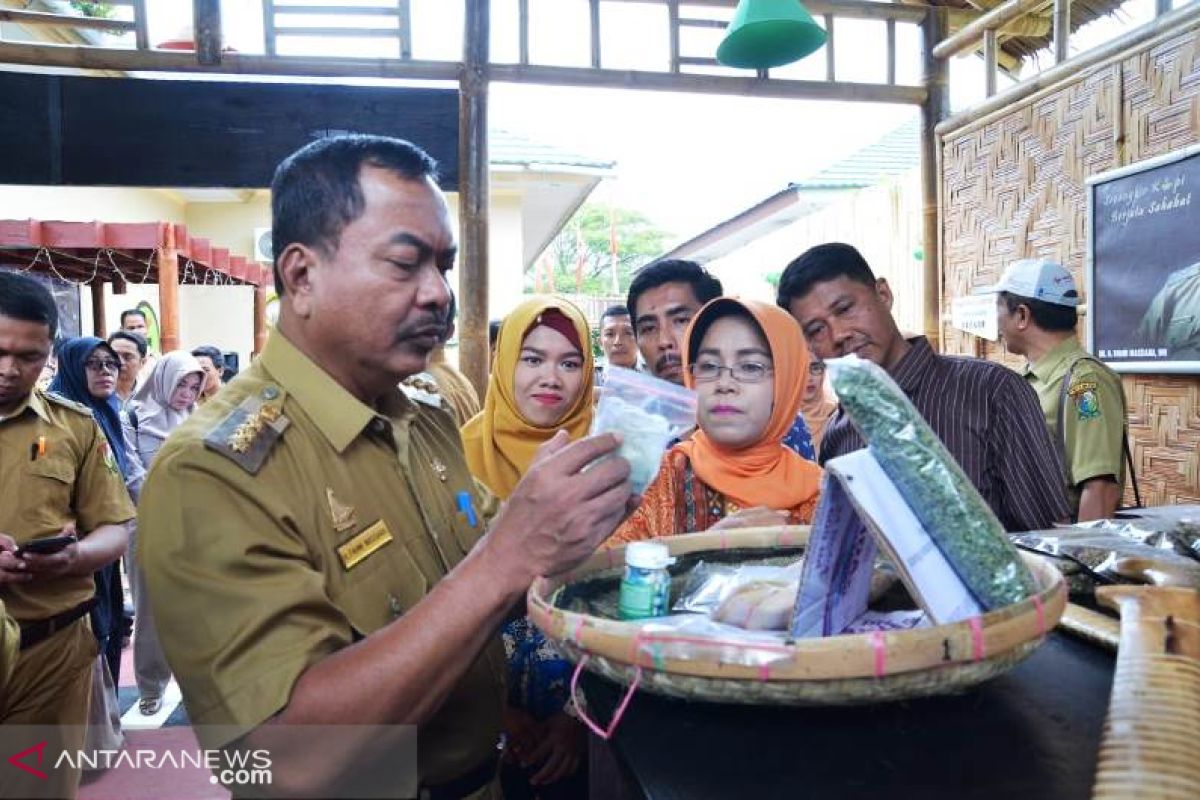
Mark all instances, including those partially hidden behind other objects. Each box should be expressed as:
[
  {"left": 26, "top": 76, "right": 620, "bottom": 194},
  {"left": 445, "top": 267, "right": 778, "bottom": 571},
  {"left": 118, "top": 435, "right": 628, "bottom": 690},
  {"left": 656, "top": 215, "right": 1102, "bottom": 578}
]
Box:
[
  {"left": 674, "top": 298, "right": 821, "bottom": 509},
  {"left": 462, "top": 296, "right": 595, "bottom": 499}
]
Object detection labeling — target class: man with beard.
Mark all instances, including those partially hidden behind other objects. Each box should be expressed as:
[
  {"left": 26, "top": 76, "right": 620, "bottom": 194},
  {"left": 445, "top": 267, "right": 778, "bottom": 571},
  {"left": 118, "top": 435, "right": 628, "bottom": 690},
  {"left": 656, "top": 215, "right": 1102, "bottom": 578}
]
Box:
[
  {"left": 777, "top": 242, "right": 1070, "bottom": 532},
  {"left": 627, "top": 259, "right": 816, "bottom": 460},
  {"left": 137, "top": 135, "right": 633, "bottom": 798}
]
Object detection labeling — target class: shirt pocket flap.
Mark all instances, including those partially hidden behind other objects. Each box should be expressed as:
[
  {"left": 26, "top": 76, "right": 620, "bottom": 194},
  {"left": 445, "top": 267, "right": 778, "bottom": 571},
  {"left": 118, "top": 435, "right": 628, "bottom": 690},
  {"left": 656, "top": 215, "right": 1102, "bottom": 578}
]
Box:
[
  {"left": 29, "top": 456, "right": 74, "bottom": 483},
  {"left": 329, "top": 541, "right": 430, "bottom": 638}
]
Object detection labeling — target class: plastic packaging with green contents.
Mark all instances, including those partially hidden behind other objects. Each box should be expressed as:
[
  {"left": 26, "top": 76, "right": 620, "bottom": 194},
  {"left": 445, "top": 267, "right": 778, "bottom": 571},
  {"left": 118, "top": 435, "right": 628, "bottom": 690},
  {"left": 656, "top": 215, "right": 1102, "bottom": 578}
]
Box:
[
  {"left": 591, "top": 366, "right": 697, "bottom": 495},
  {"left": 826, "top": 355, "right": 1037, "bottom": 610}
]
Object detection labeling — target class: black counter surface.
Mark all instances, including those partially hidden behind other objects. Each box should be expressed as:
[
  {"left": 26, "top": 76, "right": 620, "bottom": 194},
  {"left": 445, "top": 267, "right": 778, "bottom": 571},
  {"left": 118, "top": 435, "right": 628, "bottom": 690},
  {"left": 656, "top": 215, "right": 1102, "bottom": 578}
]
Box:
[{"left": 583, "top": 633, "right": 1115, "bottom": 800}]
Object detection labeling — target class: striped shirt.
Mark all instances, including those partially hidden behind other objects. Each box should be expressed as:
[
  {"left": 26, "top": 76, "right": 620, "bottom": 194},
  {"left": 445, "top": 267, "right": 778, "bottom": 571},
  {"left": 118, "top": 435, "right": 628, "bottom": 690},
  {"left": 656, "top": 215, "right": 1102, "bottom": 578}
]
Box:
[{"left": 819, "top": 337, "right": 1071, "bottom": 532}]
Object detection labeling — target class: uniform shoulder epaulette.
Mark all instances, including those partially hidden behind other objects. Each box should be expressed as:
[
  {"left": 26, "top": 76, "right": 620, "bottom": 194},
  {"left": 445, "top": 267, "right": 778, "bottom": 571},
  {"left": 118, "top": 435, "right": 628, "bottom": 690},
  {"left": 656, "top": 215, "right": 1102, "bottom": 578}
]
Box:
[
  {"left": 42, "top": 391, "right": 94, "bottom": 416},
  {"left": 1165, "top": 262, "right": 1200, "bottom": 287},
  {"left": 401, "top": 373, "right": 449, "bottom": 410},
  {"left": 202, "top": 385, "right": 290, "bottom": 475}
]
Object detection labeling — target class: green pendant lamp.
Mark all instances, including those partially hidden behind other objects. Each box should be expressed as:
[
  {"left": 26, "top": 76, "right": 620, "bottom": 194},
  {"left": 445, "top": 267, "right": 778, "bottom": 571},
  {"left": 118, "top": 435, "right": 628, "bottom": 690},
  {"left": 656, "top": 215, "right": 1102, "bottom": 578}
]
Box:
[{"left": 716, "top": 0, "right": 828, "bottom": 70}]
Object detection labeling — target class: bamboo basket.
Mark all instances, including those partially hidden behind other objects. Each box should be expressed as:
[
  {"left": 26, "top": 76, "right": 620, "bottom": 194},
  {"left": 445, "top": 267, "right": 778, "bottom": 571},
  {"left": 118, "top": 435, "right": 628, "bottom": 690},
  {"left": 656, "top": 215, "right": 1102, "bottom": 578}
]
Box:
[{"left": 529, "top": 527, "right": 1067, "bottom": 705}]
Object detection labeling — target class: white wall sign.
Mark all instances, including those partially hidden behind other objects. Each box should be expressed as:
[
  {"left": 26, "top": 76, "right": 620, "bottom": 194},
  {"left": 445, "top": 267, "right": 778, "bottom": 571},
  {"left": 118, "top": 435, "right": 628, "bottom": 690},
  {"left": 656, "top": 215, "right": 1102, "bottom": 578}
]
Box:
[{"left": 950, "top": 294, "right": 999, "bottom": 341}]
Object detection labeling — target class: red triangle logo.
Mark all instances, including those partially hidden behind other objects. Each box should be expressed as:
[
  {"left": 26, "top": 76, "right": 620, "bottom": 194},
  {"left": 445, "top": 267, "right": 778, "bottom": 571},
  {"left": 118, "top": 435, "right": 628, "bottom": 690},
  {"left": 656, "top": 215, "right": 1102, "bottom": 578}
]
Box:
[{"left": 7, "top": 741, "right": 48, "bottom": 780}]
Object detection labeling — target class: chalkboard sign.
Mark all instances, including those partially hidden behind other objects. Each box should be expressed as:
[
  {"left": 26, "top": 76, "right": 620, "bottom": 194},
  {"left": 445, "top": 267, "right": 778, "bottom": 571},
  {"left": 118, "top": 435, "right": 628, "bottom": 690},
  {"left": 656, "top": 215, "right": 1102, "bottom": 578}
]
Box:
[{"left": 1087, "top": 144, "right": 1200, "bottom": 374}]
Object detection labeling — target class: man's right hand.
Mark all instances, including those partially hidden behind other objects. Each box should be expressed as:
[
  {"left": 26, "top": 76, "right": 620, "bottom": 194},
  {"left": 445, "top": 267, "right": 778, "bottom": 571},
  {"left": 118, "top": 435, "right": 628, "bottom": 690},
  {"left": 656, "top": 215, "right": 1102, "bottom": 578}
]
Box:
[
  {"left": 487, "top": 431, "right": 632, "bottom": 584},
  {"left": 0, "top": 533, "right": 31, "bottom": 585}
]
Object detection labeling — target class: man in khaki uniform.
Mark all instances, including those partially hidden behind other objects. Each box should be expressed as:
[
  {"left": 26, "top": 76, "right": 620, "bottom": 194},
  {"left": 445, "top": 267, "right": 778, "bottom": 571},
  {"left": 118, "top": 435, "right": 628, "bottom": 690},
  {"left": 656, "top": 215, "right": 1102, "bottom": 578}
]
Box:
[
  {"left": 0, "top": 271, "right": 135, "bottom": 799},
  {"left": 1136, "top": 261, "right": 1200, "bottom": 359},
  {"left": 138, "top": 135, "right": 633, "bottom": 799},
  {"left": 991, "top": 258, "right": 1130, "bottom": 521}
]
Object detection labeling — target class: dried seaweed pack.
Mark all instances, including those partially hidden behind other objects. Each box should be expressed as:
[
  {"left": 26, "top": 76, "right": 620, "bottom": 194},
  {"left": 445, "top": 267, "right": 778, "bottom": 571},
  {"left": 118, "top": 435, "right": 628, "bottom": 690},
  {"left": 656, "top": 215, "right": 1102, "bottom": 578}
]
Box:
[{"left": 827, "top": 355, "right": 1037, "bottom": 609}]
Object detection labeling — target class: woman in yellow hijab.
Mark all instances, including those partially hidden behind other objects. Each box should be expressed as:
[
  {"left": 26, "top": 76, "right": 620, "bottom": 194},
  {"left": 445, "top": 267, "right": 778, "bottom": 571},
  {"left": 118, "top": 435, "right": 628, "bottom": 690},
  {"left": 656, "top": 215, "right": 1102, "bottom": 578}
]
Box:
[
  {"left": 608, "top": 297, "right": 823, "bottom": 545},
  {"left": 462, "top": 296, "right": 594, "bottom": 499},
  {"left": 462, "top": 295, "right": 595, "bottom": 795}
]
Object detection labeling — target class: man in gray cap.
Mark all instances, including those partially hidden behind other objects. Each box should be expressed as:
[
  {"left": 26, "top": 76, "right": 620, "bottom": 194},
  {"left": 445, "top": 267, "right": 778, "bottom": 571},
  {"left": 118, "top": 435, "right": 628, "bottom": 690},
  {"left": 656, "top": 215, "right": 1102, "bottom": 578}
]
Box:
[
  {"left": 991, "top": 258, "right": 1132, "bottom": 521},
  {"left": 1136, "top": 261, "right": 1200, "bottom": 359}
]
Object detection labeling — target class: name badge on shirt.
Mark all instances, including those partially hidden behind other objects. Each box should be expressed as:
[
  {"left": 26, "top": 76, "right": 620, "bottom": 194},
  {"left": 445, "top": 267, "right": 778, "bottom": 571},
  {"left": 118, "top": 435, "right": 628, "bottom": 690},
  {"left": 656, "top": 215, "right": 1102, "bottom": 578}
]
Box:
[{"left": 337, "top": 520, "right": 394, "bottom": 571}]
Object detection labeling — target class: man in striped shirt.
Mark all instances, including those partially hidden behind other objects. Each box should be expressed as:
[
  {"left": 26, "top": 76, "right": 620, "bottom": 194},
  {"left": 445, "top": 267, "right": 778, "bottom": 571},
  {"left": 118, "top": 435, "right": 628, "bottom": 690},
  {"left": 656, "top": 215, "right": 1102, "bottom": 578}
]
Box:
[{"left": 777, "top": 243, "right": 1070, "bottom": 533}]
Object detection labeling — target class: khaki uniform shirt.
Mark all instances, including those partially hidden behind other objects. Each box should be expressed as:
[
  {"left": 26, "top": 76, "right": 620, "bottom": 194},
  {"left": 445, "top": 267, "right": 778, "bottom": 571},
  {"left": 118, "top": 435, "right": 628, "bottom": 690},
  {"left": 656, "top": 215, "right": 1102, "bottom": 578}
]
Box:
[
  {"left": 0, "top": 389, "right": 134, "bottom": 622},
  {"left": 1136, "top": 263, "right": 1200, "bottom": 358},
  {"left": 137, "top": 329, "right": 505, "bottom": 786},
  {"left": 1025, "top": 337, "right": 1127, "bottom": 513}
]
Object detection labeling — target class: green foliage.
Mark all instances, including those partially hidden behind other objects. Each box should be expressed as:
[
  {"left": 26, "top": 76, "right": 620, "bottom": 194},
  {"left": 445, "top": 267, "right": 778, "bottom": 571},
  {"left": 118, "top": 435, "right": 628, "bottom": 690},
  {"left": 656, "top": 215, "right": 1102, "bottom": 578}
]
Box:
[
  {"left": 530, "top": 203, "right": 671, "bottom": 297},
  {"left": 69, "top": 1, "right": 115, "bottom": 19}
]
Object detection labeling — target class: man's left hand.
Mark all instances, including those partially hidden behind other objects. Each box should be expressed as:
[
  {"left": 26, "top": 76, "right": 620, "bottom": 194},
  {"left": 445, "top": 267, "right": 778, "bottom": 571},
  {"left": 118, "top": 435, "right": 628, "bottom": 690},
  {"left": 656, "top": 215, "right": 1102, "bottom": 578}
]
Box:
[{"left": 527, "top": 712, "right": 586, "bottom": 786}]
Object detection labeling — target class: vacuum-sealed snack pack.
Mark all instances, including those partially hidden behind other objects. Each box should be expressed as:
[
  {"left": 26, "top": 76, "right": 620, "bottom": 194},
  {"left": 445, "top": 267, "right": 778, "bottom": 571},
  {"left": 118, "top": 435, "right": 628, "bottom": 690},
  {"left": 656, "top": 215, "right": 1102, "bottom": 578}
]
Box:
[
  {"left": 591, "top": 366, "right": 696, "bottom": 494},
  {"left": 827, "top": 355, "right": 1037, "bottom": 609}
]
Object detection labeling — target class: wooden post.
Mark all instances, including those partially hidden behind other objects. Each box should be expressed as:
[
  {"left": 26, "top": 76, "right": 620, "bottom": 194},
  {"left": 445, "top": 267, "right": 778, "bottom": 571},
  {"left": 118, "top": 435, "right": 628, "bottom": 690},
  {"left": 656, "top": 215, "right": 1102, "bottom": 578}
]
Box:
[
  {"left": 983, "top": 28, "right": 997, "bottom": 97},
  {"left": 1053, "top": 0, "right": 1071, "bottom": 63},
  {"left": 886, "top": 19, "right": 896, "bottom": 85},
  {"left": 824, "top": 15, "right": 835, "bottom": 81},
  {"left": 668, "top": 0, "right": 680, "bottom": 73},
  {"left": 253, "top": 283, "right": 268, "bottom": 356},
  {"left": 589, "top": 0, "right": 602, "bottom": 69},
  {"left": 132, "top": 0, "right": 149, "bottom": 51},
  {"left": 920, "top": 8, "right": 949, "bottom": 349},
  {"left": 193, "top": 0, "right": 222, "bottom": 65},
  {"left": 157, "top": 228, "right": 181, "bottom": 353},
  {"left": 262, "top": 0, "right": 276, "bottom": 57},
  {"left": 459, "top": 0, "right": 490, "bottom": 397},
  {"left": 91, "top": 282, "right": 107, "bottom": 337}
]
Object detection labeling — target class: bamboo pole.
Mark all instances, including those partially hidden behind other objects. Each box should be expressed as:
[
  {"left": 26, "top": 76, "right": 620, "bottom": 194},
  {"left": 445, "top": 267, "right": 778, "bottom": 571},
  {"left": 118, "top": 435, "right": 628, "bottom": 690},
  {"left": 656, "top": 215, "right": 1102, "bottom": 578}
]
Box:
[
  {"left": 458, "top": 0, "right": 490, "bottom": 397},
  {"left": 157, "top": 228, "right": 181, "bottom": 353},
  {"left": 193, "top": 0, "right": 222, "bottom": 66},
  {"left": 921, "top": 8, "right": 949, "bottom": 349},
  {"left": 91, "top": 282, "right": 107, "bottom": 338},
  {"left": 489, "top": 63, "right": 927, "bottom": 103},
  {"left": 824, "top": 15, "right": 835, "bottom": 81},
  {"left": 932, "top": 0, "right": 1046, "bottom": 59},
  {"left": 938, "top": 1, "right": 1200, "bottom": 136},
  {"left": 132, "top": 0, "right": 149, "bottom": 50},
  {"left": 614, "top": 0, "right": 928, "bottom": 24},
  {"left": 984, "top": 28, "right": 997, "bottom": 96},
  {"left": 1053, "top": 0, "right": 1070, "bottom": 62},
  {"left": 0, "top": 9, "right": 135, "bottom": 31}
]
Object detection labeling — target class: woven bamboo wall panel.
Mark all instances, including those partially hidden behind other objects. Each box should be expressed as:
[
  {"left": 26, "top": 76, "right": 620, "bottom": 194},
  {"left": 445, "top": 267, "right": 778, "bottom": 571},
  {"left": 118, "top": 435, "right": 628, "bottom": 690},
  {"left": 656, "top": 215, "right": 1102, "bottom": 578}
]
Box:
[{"left": 940, "top": 26, "right": 1200, "bottom": 507}]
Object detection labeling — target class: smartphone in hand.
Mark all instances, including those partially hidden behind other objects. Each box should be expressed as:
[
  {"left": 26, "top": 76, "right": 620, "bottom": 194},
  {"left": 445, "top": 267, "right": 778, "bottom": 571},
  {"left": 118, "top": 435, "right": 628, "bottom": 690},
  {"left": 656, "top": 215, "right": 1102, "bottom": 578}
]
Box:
[{"left": 14, "top": 534, "right": 78, "bottom": 558}]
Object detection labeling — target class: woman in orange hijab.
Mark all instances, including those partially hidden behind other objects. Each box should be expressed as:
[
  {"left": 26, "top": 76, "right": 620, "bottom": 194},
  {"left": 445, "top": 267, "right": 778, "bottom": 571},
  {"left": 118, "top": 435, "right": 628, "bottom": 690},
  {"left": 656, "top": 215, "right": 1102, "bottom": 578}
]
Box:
[
  {"left": 462, "top": 296, "right": 594, "bottom": 499},
  {"left": 608, "top": 297, "right": 822, "bottom": 545}
]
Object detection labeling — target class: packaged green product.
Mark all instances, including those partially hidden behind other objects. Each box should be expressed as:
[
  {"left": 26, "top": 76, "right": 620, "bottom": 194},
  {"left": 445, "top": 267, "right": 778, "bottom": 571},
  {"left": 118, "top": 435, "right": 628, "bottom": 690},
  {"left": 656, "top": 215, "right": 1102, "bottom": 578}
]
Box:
[{"left": 827, "top": 355, "right": 1037, "bottom": 609}]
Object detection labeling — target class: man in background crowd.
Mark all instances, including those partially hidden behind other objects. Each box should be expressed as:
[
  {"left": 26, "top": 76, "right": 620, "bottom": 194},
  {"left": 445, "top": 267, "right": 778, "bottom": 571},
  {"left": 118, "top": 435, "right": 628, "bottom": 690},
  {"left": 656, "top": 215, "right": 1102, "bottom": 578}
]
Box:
[
  {"left": 778, "top": 242, "right": 1070, "bottom": 532},
  {"left": 190, "top": 345, "right": 225, "bottom": 404},
  {"left": 597, "top": 304, "right": 637, "bottom": 385},
  {"left": 108, "top": 330, "right": 147, "bottom": 407},
  {"left": 991, "top": 258, "right": 1131, "bottom": 521}
]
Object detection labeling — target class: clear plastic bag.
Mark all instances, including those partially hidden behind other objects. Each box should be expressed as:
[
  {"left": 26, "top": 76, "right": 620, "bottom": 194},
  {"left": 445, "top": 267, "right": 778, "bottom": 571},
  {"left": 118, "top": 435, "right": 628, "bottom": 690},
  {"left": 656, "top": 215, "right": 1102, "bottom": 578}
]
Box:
[
  {"left": 1012, "top": 526, "right": 1200, "bottom": 592},
  {"left": 590, "top": 366, "right": 697, "bottom": 494}
]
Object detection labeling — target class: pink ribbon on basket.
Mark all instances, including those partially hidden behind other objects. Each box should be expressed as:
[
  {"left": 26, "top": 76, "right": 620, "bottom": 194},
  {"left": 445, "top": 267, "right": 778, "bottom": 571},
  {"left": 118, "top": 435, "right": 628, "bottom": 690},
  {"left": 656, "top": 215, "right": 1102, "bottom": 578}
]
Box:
[
  {"left": 1032, "top": 595, "right": 1046, "bottom": 636},
  {"left": 968, "top": 616, "right": 986, "bottom": 661},
  {"left": 570, "top": 655, "right": 642, "bottom": 741},
  {"left": 869, "top": 631, "right": 887, "bottom": 677}
]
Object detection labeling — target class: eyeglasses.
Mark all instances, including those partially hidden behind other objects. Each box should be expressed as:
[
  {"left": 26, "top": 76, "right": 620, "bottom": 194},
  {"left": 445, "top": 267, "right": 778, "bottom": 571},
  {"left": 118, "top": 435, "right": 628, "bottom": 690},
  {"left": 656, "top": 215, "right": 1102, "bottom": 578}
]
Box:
[
  {"left": 689, "top": 361, "right": 773, "bottom": 383},
  {"left": 84, "top": 359, "right": 120, "bottom": 374}
]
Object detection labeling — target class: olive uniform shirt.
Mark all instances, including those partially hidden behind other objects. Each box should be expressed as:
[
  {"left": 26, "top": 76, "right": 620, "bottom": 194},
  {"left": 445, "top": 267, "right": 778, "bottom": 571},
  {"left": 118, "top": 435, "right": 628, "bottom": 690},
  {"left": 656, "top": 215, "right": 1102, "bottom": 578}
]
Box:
[
  {"left": 1024, "top": 337, "right": 1127, "bottom": 514},
  {"left": 0, "top": 389, "right": 135, "bottom": 622},
  {"left": 137, "top": 329, "right": 505, "bottom": 786},
  {"left": 1136, "top": 262, "right": 1200, "bottom": 358}
]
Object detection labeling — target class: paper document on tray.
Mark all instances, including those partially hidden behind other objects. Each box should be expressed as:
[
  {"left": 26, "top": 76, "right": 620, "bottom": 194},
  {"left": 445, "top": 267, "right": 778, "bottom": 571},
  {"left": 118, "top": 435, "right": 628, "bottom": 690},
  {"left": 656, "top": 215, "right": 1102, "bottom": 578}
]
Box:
[{"left": 826, "top": 449, "right": 982, "bottom": 624}]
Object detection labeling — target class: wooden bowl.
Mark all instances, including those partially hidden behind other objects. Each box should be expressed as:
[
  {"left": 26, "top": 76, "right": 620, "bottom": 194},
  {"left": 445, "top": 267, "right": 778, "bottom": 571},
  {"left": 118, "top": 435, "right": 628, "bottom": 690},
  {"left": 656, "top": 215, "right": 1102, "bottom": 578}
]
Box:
[{"left": 528, "top": 527, "right": 1066, "bottom": 705}]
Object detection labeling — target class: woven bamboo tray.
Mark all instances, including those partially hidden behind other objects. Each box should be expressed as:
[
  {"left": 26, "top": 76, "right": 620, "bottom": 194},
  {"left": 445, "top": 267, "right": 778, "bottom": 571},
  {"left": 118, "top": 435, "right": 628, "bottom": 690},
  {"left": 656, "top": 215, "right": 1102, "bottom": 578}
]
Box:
[{"left": 529, "top": 527, "right": 1067, "bottom": 705}]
